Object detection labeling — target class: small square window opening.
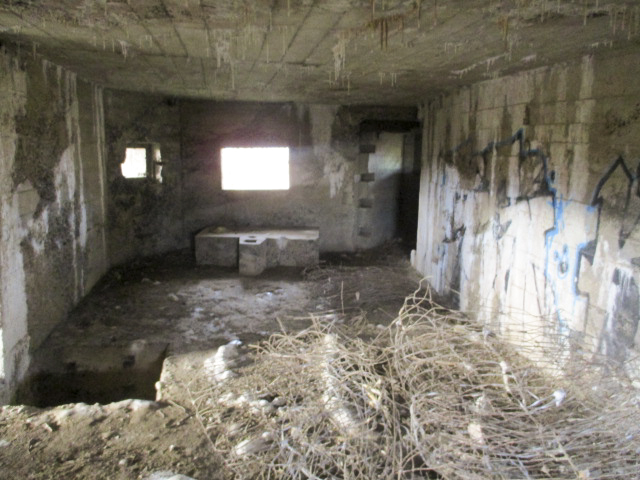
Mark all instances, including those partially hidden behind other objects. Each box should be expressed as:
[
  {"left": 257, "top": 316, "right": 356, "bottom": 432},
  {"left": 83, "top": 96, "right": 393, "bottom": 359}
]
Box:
[
  {"left": 121, "top": 148, "right": 148, "bottom": 179},
  {"left": 221, "top": 147, "right": 289, "bottom": 191},
  {"left": 121, "top": 145, "right": 163, "bottom": 181}
]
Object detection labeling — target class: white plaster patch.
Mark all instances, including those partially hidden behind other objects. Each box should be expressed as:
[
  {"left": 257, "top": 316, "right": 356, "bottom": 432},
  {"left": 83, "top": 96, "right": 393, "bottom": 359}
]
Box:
[
  {"left": 579, "top": 55, "right": 595, "bottom": 100},
  {"left": 54, "top": 145, "right": 85, "bottom": 301},
  {"left": 0, "top": 332, "right": 4, "bottom": 402},
  {"left": 322, "top": 150, "right": 347, "bottom": 199},
  {"left": 0, "top": 70, "right": 30, "bottom": 400},
  {"left": 1, "top": 195, "right": 30, "bottom": 384},
  {"left": 308, "top": 105, "right": 348, "bottom": 199},
  {"left": 55, "top": 147, "right": 77, "bottom": 205},
  {"left": 26, "top": 209, "right": 49, "bottom": 255}
]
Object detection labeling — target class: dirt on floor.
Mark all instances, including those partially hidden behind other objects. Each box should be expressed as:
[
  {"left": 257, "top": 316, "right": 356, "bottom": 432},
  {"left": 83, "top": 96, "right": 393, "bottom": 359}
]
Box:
[{"left": 0, "top": 243, "right": 420, "bottom": 480}]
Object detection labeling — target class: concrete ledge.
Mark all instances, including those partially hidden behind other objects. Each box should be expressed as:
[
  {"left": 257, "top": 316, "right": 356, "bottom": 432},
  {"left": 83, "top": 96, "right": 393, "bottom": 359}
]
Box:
[
  {"left": 194, "top": 232, "right": 238, "bottom": 267},
  {"left": 195, "top": 227, "right": 319, "bottom": 273}
]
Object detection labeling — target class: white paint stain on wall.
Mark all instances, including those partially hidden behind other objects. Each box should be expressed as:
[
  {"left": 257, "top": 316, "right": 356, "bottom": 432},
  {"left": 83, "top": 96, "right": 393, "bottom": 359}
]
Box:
[
  {"left": 309, "top": 105, "right": 347, "bottom": 199},
  {"left": 0, "top": 50, "right": 109, "bottom": 403},
  {"left": 0, "top": 51, "right": 29, "bottom": 403}
]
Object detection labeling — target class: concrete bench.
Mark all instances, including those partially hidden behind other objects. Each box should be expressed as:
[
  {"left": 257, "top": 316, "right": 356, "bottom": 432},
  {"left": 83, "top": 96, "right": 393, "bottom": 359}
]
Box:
[{"left": 195, "top": 227, "right": 319, "bottom": 275}]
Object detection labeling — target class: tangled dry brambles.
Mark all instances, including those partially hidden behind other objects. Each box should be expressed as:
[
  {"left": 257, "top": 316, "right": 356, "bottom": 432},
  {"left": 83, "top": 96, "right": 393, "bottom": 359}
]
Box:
[{"left": 186, "top": 284, "right": 640, "bottom": 479}]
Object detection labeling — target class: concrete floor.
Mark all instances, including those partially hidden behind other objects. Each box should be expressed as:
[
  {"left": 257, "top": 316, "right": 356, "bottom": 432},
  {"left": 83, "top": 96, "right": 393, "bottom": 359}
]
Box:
[
  {"left": 20, "top": 246, "right": 420, "bottom": 407},
  {"left": 0, "top": 246, "right": 421, "bottom": 479}
]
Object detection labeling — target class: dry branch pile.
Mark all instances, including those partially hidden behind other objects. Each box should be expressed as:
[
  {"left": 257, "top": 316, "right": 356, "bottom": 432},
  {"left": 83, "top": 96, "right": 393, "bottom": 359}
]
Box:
[{"left": 187, "top": 286, "right": 640, "bottom": 479}]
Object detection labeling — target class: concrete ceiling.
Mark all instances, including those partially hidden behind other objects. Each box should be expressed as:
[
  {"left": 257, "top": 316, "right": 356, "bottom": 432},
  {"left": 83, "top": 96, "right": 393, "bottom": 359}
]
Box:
[{"left": 0, "top": 1, "right": 638, "bottom": 105}]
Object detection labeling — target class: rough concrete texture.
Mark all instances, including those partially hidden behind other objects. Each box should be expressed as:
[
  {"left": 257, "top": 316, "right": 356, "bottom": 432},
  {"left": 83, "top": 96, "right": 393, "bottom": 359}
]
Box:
[
  {"left": 0, "top": 1, "right": 636, "bottom": 424},
  {"left": 195, "top": 227, "right": 320, "bottom": 273},
  {"left": 19, "top": 247, "right": 416, "bottom": 404},
  {"left": 180, "top": 102, "right": 348, "bottom": 252},
  {"left": 104, "top": 90, "right": 183, "bottom": 266},
  {"left": 414, "top": 50, "right": 640, "bottom": 376},
  {"left": 0, "top": 46, "right": 108, "bottom": 403},
  {"left": 0, "top": 248, "right": 419, "bottom": 479},
  {"left": 275, "top": 236, "right": 320, "bottom": 267},
  {"left": 106, "top": 96, "right": 416, "bottom": 260},
  {"left": 0, "top": 1, "right": 638, "bottom": 105},
  {"left": 0, "top": 48, "right": 414, "bottom": 402},
  {"left": 194, "top": 231, "right": 239, "bottom": 267},
  {"left": 239, "top": 236, "right": 268, "bottom": 276}
]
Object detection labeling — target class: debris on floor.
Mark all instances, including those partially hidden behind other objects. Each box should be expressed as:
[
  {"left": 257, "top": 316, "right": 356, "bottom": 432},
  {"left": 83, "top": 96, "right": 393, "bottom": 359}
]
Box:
[
  {"left": 144, "top": 472, "right": 197, "bottom": 480},
  {"left": 186, "top": 287, "right": 640, "bottom": 479},
  {"left": 0, "top": 246, "right": 422, "bottom": 479},
  {"left": 203, "top": 340, "right": 244, "bottom": 383},
  {"left": 3, "top": 246, "right": 637, "bottom": 479}
]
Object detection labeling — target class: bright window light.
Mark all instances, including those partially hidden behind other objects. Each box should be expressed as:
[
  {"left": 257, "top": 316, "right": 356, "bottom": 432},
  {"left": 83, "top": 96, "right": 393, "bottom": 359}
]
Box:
[
  {"left": 221, "top": 147, "right": 290, "bottom": 190},
  {"left": 121, "top": 148, "right": 147, "bottom": 178}
]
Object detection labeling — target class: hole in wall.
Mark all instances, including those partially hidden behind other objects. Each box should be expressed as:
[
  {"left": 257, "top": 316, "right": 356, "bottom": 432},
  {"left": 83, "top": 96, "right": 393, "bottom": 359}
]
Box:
[
  {"left": 16, "top": 344, "right": 168, "bottom": 408},
  {"left": 121, "top": 147, "right": 147, "bottom": 178},
  {"left": 121, "top": 145, "right": 163, "bottom": 181}
]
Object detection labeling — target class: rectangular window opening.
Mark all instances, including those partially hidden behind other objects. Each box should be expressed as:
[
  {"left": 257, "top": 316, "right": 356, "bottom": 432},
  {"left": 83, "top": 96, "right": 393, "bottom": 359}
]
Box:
[
  {"left": 221, "top": 147, "right": 290, "bottom": 191},
  {"left": 121, "top": 147, "right": 147, "bottom": 179},
  {"left": 121, "top": 145, "right": 163, "bottom": 181}
]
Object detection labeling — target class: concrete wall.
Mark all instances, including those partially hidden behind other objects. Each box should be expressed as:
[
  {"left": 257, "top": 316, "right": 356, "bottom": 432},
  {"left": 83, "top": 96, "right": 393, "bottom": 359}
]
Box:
[
  {"left": 181, "top": 102, "right": 357, "bottom": 252},
  {"left": 415, "top": 52, "right": 640, "bottom": 377},
  {"left": 103, "top": 91, "right": 183, "bottom": 266},
  {"left": 0, "top": 46, "right": 108, "bottom": 402},
  {"left": 105, "top": 95, "right": 416, "bottom": 257},
  {"left": 0, "top": 73, "right": 412, "bottom": 402}
]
